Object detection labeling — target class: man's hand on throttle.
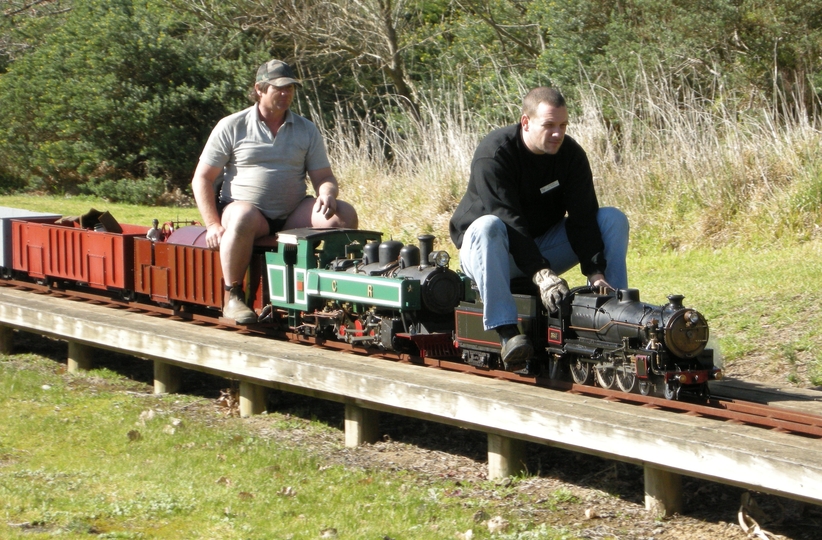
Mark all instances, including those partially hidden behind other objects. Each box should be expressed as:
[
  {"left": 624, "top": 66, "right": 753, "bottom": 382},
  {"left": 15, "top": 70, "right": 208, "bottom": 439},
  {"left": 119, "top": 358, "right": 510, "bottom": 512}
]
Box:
[
  {"left": 587, "top": 273, "right": 614, "bottom": 290},
  {"left": 533, "top": 268, "right": 570, "bottom": 313}
]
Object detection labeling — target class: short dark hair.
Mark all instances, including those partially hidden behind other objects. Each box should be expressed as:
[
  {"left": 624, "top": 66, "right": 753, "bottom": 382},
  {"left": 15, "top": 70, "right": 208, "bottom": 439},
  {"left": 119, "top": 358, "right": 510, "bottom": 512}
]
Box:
[
  {"left": 248, "top": 81, "right": 272, "bottom": 103},
  {"left": 522, "top": 87, "right": 566, "bottom": 118}
]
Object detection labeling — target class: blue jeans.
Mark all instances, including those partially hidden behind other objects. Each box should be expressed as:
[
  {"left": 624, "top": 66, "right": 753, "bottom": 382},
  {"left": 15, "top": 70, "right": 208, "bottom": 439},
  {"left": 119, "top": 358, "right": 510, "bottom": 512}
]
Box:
[{"left": 459, "top": 207, "right": 629, "bottom": 330}]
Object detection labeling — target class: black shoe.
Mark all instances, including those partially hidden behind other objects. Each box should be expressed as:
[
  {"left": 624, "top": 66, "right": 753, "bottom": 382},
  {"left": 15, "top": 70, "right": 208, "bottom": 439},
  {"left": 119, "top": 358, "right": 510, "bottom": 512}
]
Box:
[
  {"left": 496, "top": 325, "right": 533, "bottom": 372},
  {"left": 514, "top": 359, "right": 540, "bottom": 377}
]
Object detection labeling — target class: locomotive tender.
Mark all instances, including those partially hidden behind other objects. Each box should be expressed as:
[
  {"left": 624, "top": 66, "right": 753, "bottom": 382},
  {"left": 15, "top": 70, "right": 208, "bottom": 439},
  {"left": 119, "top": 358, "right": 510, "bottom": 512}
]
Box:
[{"left": 1, "top": 206, "right": 721, "bottom": 399}]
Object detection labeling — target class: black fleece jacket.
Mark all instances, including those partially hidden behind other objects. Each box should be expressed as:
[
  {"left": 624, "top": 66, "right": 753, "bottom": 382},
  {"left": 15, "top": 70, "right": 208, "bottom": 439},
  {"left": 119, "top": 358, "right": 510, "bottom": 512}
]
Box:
[{"left": 449, "top": 124, "right": 607, "bottom": 277}]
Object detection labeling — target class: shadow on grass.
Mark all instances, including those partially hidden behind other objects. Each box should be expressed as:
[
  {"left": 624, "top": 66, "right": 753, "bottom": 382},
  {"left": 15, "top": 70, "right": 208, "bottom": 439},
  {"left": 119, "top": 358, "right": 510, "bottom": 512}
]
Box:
[{"left": 264, "top": 380, "right": 822, "bottom": 539}]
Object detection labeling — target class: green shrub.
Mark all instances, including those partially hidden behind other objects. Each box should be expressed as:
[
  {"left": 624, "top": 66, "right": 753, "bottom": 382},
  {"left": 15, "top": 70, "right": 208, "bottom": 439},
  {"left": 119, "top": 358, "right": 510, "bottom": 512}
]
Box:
[
  {"left": 79, "top": 176, "right": 167, "bottom": 206},
  {"left": 0, "top": 165, "right": 26, "bottom": 194},
  {"left": 0, "top": 0, "right": 254, "bottom": 194}
]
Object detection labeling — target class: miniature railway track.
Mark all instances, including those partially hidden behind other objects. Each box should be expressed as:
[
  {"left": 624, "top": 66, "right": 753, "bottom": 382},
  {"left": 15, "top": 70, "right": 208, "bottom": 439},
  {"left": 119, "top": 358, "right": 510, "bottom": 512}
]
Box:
[
  {"left": 558, "top": 379, "right": 822, "bottom": 438},
  {"left": 6, "top": 280, "right": 822, "bottom": 440},
  {"left": 415, "top": 357, "right": 822, "bottom": 439}
]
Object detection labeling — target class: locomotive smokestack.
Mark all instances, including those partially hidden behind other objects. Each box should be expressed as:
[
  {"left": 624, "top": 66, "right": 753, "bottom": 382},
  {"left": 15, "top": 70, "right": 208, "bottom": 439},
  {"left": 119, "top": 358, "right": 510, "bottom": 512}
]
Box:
[
  {"left": 418, "top": 234, "right": 435, "bottom": 268},
  {"left": 667, "top": 294, "right": 685, "bottom": 309}
]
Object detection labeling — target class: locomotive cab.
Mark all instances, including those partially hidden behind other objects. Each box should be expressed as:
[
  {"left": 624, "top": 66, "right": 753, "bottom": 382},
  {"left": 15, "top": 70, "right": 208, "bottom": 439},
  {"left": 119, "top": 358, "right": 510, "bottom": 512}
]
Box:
[{"left": 455, "top": 277, "right": 546, "bottom": 371}]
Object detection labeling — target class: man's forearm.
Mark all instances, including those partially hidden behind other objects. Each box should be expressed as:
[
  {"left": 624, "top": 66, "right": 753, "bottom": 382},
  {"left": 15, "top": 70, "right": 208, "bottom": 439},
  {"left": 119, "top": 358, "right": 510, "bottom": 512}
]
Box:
[
  {"left": 192, "top": 176, "right": 221, "bottom": 228},
  {"left": 316, "top": 177, "right": 339, "bottom": 198}
]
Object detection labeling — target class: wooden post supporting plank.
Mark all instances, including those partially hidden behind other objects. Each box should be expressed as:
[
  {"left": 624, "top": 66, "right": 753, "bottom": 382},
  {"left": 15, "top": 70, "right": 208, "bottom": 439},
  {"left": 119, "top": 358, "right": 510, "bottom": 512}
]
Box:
[
  {"left": 0, "top": 325, "right": 13, "bottom": 355},
  {"left": 644, "top": 465, "right": 683, "bottom": 517},
  {"left": 239, "top": 380, "right": 267, "bottom": 417},
  {"left": 153, "top": 360, "right": 182, "bottom": 395},
  {"left": 344, "top": 402, "right": 380, "bottom": 447},
  {"left": 67, "top": 341, "right": 94, "bottom": 372},
  {"left": 487, "top": 433, "right": 526, "bottom": 479}
]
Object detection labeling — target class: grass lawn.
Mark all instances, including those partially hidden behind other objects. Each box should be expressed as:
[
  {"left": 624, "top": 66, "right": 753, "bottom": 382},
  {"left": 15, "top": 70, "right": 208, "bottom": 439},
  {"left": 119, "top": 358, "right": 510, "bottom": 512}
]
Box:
[
  {"left": 2, "top": 347, "right": 531, "bottom": 540},
  {"left": 0, "top": 194, "right": 202, "bottom": 230}
]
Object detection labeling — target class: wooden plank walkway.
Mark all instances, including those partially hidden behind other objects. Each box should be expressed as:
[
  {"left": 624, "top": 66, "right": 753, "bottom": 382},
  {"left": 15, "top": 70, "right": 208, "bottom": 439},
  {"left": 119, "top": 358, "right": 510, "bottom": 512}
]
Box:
[{"left": 1, "top": 286, "right": 820, "bottom": 515}]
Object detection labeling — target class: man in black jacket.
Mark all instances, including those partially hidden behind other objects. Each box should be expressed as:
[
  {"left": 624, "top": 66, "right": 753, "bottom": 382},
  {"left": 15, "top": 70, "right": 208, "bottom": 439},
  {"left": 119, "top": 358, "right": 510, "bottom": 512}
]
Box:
[{"left": 449, "top": 87, "right": 629, "bottom": 371}]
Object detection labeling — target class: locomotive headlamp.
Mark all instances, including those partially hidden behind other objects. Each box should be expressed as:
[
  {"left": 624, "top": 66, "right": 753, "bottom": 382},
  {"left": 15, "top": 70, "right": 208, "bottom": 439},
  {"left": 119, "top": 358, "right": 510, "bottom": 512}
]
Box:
[
  {"left": 430, "top": 250, "right": 450, "bottom": 268},
  {"left": 686, "top": 311, "right": 700, "bottom": 324}
]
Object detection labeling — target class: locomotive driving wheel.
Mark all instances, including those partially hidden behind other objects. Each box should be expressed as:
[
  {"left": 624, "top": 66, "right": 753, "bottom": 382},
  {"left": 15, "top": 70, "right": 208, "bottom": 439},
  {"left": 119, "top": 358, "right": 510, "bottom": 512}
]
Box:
[
  {"left": 615, "top": 366, "right": 638, "bottom": 393},
  {"left": 594, "top": 365, "right": 616, "bottom": 389},
  {"left": 569, "top": 356, "right": 594, "bottom": 385}
]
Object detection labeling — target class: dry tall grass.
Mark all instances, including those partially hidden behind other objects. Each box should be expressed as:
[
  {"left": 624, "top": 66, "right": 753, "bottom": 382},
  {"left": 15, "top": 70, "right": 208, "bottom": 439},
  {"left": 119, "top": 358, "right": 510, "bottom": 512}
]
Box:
[
  {"left": 310, "top": 71, "right": 822, "bottom": 257},
  {"left": 305, "top": 94, "right": 484, "bottom": 251},
  {"left": 575, "top": 72, "right": 822, "bottom": 253}
]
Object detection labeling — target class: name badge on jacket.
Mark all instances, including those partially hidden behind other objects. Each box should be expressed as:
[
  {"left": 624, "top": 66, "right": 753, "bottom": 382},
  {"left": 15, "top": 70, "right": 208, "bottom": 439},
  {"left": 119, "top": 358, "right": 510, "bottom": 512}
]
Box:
[{"left": 540, "top": 180, "right": 560, "bottom": 194}]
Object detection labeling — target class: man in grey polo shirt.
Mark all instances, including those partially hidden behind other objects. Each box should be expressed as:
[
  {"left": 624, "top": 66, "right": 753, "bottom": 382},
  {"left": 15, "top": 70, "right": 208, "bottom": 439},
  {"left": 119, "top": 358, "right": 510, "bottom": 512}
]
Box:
[{"left": 192, "top": 59, "right": 358, "bottom": 324}]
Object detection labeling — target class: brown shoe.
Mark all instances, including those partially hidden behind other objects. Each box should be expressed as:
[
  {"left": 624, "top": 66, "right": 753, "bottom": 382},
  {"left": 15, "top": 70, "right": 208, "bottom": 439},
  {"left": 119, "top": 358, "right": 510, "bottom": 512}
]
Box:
[{"left": 224, "top": 286, "right": 257, "bottom": 324}]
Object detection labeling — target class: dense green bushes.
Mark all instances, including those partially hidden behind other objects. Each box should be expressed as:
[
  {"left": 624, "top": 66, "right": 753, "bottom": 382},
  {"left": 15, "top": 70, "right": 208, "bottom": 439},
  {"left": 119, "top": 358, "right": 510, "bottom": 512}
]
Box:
[
  {"left": 0, "top": 0, "right": 820, "bottom": 215},
  {"left": 79, "top": 175, "right": 167, "bottom": 205},
  {"left": 0, "top": 0, "right": 259, "bottom": 195}
]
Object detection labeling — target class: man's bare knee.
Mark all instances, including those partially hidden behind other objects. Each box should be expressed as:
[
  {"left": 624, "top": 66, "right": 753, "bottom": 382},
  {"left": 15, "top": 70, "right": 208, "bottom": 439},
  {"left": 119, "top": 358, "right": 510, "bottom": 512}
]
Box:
[
  {"left": 221, "top": 202, "right": 269, "bottom": 236},
  {"left": 336, "top": 201, "right": 358, "bottom": 228}
]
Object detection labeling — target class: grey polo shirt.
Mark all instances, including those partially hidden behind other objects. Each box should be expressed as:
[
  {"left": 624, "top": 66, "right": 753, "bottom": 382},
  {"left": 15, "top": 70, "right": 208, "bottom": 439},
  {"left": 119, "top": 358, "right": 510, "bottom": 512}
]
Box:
[{"left": 199, "top": 105, "right": 331, "bottom": 220}]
